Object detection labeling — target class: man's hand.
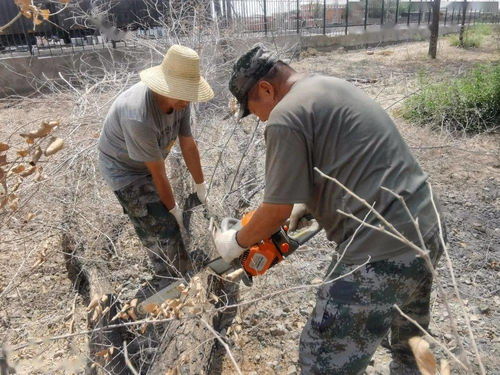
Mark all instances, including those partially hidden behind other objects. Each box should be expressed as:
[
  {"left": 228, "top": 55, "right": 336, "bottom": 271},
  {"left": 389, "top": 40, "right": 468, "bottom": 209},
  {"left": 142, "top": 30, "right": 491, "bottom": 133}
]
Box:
[
  {"left": 212, "top": 227, "right": 246, "bottom": 264},
  {"left": 195, "top": 181, "right": 208, "bottom": 204},
  {"left": 169, "top": 203, "right": 184, "bottom": 230},
  {"left": 288, "top": 203, "right": 308, "bottom": 232},
  {"left": 236, "top": 203, "right": 293, "bottom": 248}
]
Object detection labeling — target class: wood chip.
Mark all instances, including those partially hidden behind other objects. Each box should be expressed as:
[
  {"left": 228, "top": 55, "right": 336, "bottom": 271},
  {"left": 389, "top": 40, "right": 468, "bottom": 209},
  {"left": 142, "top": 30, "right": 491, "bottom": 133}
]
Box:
[
  {"left": 409, "top": 336, "right": 436, "bottom": 375},
  {"left": 311, "top": 278, "right": 323, "bottom": 285},
  {"left": 44, "top": 137, "right": 64, "bottom": 156},
  {"left": 11, "top": 165, "right": 25, "bottom": 174}
]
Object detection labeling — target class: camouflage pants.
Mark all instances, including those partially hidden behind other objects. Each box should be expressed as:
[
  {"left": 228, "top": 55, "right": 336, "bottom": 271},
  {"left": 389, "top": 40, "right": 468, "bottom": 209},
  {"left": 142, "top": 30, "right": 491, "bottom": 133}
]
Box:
[
  {"left": 114, "top": 176, "right": 191, "bottom": 280},
  {"left": 299, "top": 228, "right": 445, "bottom": 375}
]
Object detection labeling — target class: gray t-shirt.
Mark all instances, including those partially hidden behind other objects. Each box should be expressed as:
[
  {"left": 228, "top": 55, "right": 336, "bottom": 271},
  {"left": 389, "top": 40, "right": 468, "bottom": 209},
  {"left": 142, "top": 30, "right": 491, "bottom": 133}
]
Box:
[
  {"left": 264, "top": 75, "right": 439, "bottom": 264},
  {"left": 98, "top": 82, "right": 192, "bottom": 191}
]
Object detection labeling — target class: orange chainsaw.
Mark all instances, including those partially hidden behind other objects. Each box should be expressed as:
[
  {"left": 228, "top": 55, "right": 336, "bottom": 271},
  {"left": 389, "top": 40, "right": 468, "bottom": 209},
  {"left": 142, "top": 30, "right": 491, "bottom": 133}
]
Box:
[
  {"left": 222, "top": 211, "right": 320, "bottom": 279},
  {"left": 137, "top": 211, "right": 321, "bottom": 314}
]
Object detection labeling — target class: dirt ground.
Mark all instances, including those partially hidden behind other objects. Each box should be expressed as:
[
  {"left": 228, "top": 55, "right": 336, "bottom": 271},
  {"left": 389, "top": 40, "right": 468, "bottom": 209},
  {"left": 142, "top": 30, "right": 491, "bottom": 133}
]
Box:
[
  {"left": 219, "top": 34, "right": 500, "bottom": 374},
  {"left": 0, "top": 31, "right": 499, "bottom": 374}
]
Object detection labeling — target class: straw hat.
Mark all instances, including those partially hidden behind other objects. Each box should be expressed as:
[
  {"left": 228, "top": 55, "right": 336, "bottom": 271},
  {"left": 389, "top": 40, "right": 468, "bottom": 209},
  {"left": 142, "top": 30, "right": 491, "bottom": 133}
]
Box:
[{"left": 140, "top": 45, "right": 214, "bottom": 102}]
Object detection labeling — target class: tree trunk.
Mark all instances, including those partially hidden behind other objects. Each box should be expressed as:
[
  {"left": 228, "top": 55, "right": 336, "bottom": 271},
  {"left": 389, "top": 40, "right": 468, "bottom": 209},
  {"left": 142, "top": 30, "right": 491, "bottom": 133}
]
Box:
[
  {"left": 428, "top": 0, "right": 441, "bottom": 58},
  {"left": 144, "top": 155, "right": 239, "bottom": 375},
  {"left": 61, "top": 215, "right": 130, "bottom": 374},
  {"left": 458, "top": 0, "right": 468, "bottom": 47},
  {"left": 147, "top": 274, "right": 238, "bottom": 375}
]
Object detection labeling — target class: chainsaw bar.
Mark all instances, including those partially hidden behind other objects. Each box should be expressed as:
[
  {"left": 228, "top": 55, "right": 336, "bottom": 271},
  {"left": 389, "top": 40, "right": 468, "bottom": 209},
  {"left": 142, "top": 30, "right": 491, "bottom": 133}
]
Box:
[
  {"left": 137, "top": 257, "right": 234, "bottom": 314},
  {"left": 137, "top": 219, "right": 321, "bottom": 315}
]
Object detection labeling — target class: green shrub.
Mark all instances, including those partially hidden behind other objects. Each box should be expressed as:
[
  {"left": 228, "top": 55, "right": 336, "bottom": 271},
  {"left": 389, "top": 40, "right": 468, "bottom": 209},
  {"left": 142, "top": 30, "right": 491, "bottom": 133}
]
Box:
[
  {"left": 449, "top": 33, "right": 482, "bottom": 48},
  {"left": 472, "top": 24, "right": 493, "bottom": 36},
  {"left": 449, "top": 24, "right": 493, "bottom": 48},
  {"left": 402, "top": 64, "right": 500, "bottom": 134}
]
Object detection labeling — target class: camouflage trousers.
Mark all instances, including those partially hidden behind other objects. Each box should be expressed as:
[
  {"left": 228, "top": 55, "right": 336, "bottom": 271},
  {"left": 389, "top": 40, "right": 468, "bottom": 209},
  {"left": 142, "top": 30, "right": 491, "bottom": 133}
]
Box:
[
  {"left": 299, "top": 228, "right": 445, "bottom": 375},
  {"left": 114, "top": 176, "right": 191, "bottom": 280}
]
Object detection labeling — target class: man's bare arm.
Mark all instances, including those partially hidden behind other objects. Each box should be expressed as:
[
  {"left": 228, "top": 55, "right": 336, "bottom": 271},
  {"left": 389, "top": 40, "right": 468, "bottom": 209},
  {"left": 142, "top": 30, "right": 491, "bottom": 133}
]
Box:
[
  {"left": 236, "top": 203, "right": 293, "bottom": 247},
  {"left": 179, "top": 135, "right": 204, "bottom": 184},
  {"left": 144, "top": 160, "right": 176, "bottom": 210}
]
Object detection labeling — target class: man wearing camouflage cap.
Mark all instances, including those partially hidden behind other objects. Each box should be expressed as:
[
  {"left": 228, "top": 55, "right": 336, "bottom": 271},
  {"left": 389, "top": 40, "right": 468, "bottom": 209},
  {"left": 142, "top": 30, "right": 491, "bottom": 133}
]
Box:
[{"left": 213, "top": 44, "right": 446, "bottom": 374}]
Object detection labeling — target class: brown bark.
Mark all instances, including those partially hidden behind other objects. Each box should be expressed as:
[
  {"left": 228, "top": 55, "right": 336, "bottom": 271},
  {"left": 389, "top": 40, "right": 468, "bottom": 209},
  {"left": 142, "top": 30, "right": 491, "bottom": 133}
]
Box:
[
  {"left": 61, "top": 214, "right": 130, "bottom": 374},
  {"left": 147, "top": 275, "right": 238, "bottom": 375},
  {"left": 145, "top": 155, "right": 239, "bottom": 375}
]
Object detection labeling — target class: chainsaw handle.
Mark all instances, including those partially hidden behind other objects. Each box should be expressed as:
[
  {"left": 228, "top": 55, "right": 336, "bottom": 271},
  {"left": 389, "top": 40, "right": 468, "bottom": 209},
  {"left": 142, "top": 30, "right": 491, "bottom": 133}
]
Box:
[
  {"left": 287, "top": 219, "right": 322, "bottom": 245},
  {"left": 221, "top": 215, "right": 321, "bottom": 246}
]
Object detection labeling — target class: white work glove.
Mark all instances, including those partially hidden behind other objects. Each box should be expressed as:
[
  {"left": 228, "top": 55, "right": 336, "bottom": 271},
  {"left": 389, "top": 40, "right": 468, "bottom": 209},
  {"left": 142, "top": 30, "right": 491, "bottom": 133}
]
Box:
[
  {"left": 169, "top": 203, "right": 185, "bottom": 231},
  {"left": 195, "top": 182, "right": 208, "bottom": 204},
  {"left": 213, "top": 228, "right": 246, "bottom": 264},
  {"left": 288, "top": 203, "right": 308, "bottom": 232}
]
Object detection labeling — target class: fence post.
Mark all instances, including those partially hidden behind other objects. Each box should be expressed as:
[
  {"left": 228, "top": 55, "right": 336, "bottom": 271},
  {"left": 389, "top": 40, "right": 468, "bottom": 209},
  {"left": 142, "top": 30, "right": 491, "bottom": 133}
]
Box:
[
  {"left": 297, "top": 0, "right": 300, "bottom": 34},
  {"left": 407, "top": 0, "right": 411, "bottom": 25},
  {"left": 381, "top": 0, "right": 385, "bottom": 25},
  {"left": 264, "top": 0, "right": 268, "bottom": 36},
  {"left": 395, "top": 0, "right": 400, "bottom": 24},
  {"left": 323, "top": 0, "right": 327, "bottom": 34},
  {"left": 468, "top": 8, "right": 472, "bottom": 24},
  {"left": 19, "top": 16, "right": 34, "bottom": 56},
  {"left": 418, "top": 0, "right": 423, "bottom": 25},
  {"left": 364, "top": 0, "right": 369, "bottom": 29},
  {"left": 428, "top": 6, "right": 432, "bottom": 23},
  {"left": 444, "top": 7, "right": 448, "bottom": 25},
  {"left": 451, "top": 8, "right": 455, "bottom": 24},
  {"left": 345, "top": 0, "right": 349, "bottom": 34}
]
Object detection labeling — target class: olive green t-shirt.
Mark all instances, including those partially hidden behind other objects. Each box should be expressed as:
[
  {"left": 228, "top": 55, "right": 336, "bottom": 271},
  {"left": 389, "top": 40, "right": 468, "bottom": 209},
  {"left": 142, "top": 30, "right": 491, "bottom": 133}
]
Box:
[{"left": 264, "top": 75, "right": 439, "bottom": 264}]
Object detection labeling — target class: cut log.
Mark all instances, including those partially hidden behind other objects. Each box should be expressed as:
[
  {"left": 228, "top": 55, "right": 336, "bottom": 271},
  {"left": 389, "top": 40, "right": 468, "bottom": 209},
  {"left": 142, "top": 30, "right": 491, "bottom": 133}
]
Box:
[
  {"left": 146, "top": 270, "right": 239, "bottom": 375},
  {"left": 61, "top": 212, "right": 129, "bottom": 374},
  {"left": 144, "top": 157, "right": 240, "bottom": 374}
]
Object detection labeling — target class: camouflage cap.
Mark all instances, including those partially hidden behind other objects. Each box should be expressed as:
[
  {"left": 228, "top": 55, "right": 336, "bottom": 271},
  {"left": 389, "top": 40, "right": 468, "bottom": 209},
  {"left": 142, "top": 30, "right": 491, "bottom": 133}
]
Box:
[{"left": 228, "top": 43, "right": 278, "bottom": 118}]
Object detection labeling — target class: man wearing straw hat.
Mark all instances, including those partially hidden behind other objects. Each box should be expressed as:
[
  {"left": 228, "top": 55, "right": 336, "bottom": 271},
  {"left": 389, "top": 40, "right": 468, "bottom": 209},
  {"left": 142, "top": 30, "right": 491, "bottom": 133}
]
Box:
[{"left": 98, "top": 45, "right": 213, "bottom": 282}]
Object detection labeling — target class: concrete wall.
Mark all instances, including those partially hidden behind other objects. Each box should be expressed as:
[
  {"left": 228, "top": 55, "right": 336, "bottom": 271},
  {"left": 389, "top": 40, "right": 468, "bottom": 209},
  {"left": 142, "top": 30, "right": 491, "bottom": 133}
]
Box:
[
  {"left": 296, "top": 24, "right": 460, "bottom": 51},
  {"left": 0, "top": 48, "right": 139, "bottom": 98}
]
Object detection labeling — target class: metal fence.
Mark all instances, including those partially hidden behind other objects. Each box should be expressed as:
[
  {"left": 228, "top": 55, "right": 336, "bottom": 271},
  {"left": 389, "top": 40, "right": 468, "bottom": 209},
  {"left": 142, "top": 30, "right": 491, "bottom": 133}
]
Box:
[
  {"left": 226, "top": 0, "right": 500, "bottom": 36},
  {"left": 0, "top": 0, "right": 499, "bottom": 57}
]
